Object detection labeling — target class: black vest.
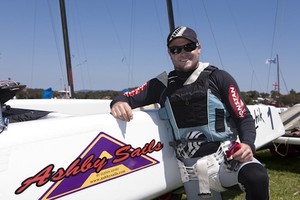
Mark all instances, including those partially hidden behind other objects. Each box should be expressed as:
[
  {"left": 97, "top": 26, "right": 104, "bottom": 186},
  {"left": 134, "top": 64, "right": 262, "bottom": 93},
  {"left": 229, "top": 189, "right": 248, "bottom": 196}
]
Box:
[{"left": 162, "top": 66, "right": 217, "bottom": 128}]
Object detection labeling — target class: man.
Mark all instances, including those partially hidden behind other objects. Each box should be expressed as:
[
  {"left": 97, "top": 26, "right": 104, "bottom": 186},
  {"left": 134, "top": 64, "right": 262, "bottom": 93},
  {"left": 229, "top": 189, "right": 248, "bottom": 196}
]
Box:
[{"left": 110, "top": 26, "right": 269, "bottom": 200}]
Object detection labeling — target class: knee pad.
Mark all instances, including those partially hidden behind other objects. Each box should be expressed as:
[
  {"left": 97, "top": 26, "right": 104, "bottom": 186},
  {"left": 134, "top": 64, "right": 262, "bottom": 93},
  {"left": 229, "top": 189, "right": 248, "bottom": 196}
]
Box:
[{"left": 219, "top": 158, "right": 262, "bottom": 189}]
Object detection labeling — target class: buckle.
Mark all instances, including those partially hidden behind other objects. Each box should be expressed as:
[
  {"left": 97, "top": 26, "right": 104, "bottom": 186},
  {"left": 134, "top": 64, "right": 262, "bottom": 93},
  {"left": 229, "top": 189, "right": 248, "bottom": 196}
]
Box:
[{"left": 199, "top": 193, "right": 213, "bottom": 198}]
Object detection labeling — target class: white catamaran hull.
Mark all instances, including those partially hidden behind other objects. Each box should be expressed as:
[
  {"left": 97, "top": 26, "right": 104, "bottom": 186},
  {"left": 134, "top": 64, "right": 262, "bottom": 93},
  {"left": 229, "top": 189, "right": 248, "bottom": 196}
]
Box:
[{"left": 0, "top": 99, "right": 284, "bottom": 200}]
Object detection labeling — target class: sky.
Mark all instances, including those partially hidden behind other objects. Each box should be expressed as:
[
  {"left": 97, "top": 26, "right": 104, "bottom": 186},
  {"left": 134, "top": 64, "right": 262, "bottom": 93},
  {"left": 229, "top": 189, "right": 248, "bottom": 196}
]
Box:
[{"left": 0, "top": 0, "right": 299, "bottom": 94}]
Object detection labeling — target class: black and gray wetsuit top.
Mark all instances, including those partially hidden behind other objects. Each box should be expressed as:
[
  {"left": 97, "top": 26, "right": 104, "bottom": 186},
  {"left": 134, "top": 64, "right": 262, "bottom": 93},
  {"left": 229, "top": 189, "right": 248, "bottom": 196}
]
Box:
[{"left": 110, "top": 63, "right": 256, "bottom": 156}]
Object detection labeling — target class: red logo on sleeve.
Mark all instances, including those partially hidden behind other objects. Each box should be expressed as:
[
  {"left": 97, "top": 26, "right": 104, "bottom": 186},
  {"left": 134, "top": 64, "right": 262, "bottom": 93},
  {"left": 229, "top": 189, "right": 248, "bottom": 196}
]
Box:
[
  {"left": 228, "top": 85, "right": 246, "bottom": 118},
  {"left": 123, "top": 82, "right": 148, "bottom": 97}
]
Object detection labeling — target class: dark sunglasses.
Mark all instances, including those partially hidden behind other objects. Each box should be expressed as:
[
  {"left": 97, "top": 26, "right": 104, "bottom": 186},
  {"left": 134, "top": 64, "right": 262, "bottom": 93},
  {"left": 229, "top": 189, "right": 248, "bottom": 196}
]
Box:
[{"left": 169, "top": 42, "right": 198, "bottom": 54}]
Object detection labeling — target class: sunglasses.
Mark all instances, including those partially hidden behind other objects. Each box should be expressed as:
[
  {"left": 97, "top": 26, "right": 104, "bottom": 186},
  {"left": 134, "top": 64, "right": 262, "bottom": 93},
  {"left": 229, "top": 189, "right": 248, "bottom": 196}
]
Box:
[{"left": 169, "top": 42, "right": 198, "bottom": 54}]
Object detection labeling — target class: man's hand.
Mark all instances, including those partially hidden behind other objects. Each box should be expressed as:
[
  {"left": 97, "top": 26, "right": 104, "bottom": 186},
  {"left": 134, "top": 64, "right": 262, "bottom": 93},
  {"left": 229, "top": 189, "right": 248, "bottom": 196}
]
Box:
[
  {"left": 111, "top": 102, "right": 133, "bottom": 122},
  {"left": 232, "top": 143, "right": 254, "bottom": 163}
]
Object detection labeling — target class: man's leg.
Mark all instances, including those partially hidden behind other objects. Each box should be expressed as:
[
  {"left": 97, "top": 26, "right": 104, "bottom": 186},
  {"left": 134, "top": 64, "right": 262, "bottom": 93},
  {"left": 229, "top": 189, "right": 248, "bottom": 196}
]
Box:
[{"left": 238, "top": 163, "right": 269, "bottom": 200}]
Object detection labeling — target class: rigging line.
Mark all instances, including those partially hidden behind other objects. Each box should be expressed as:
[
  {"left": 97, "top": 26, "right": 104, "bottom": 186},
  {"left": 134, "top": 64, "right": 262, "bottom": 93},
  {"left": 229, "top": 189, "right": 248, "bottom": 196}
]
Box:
[
  {"left": 73, "top": 0, "right": 92, "bottom": 90},
  {"left": 250, "top": 70, "right": 254, "bottom": 91},
  {"left": 30, "top": 0, "right": 38, "bottom": 88},
  {"left": 128, "top": 0, "right": 136, "bottom": 88},
  {"left": 67, "top": 1, "right": 85, "bottom": 90},
  {"left": 154, "top": 0, "right": 172, "bottom": 71},
  {"left": 279, "top": 69, "right": 289, "bottom": 94},
  {"left": 275, "top": 1, "right": 287, "bottom": 93},
  {"left": 225, "top": 0, "right": 262, "bottom": 92},
  {"left": 47, "top": 0, "right": 67, "bottom": 88},
  {"left": 103, "top": 1, "right": 130, "bottom": 74},
  {"left": 69, "top": 0, "right": 91, "bottom": 90},
  {"left": 173, "top": 0, "right": 182, "bottom": 25},
  {"left": 266, "top": 0, "right": 279, "bottom": 93},
  {"left": 187, "top": 0, "right": 199, "bottom": 32},
  {"left": 201, "top": 0, "right": 225, "bottom": 69}
]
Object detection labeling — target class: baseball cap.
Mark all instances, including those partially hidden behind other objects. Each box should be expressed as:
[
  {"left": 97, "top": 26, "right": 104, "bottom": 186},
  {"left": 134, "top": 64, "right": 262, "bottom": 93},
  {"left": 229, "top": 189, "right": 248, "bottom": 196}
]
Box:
[{"left": 167, "top": 26, "right": 198, "bottom": 47}]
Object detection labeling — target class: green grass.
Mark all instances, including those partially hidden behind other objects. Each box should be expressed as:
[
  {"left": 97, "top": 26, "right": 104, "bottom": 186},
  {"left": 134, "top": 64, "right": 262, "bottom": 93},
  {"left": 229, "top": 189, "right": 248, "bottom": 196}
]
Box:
[
  {"left": 182, "top": 150, "right": 300, "bottom": 200},
  {"left": 255, "top": 150, "right": 300, "bottom": 200}
]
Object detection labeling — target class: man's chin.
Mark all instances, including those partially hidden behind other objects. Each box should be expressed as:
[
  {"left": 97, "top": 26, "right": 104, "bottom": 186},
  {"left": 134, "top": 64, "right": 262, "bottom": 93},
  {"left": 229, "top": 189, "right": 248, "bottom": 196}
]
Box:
[{"left": 182, "top": 65, "right": 197, "bottom": 72}]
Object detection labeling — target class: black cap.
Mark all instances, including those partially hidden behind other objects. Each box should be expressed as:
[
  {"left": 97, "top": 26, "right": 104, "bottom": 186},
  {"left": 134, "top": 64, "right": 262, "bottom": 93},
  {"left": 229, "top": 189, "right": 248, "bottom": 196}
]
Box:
[{"left": 167, "top": 26, "right": 198, "bottom": 46}]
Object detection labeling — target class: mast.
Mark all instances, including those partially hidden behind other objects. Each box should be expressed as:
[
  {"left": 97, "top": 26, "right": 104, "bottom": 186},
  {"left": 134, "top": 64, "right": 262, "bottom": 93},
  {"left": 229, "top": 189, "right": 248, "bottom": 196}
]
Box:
[
  {"left": 272, "top": 54, "right": 280, "bottom": 106},
  {"left": 276, "top": 54, "right": 280, "bottom": 106},
  {"left": 166, "top": 0, "right": 175, "bottom": 32},
  {"left": 59, "top": 0, "right": 74, "bottom": 98},
  {"left": 276, "top": 54, "right": 280, "bottom": 95}
]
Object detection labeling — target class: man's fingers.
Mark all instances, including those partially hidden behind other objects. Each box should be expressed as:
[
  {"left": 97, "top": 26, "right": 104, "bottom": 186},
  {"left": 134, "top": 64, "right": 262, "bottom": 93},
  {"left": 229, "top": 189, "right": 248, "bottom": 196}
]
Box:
[
  {"left": 123, "top": 103, "right": 133, "bottom": 120},
  {"left": 111, "top": 102, "right": 133, "bottom": 121},
  {"left": 232, "top": 143, "right": 253, "bottom": 162}
]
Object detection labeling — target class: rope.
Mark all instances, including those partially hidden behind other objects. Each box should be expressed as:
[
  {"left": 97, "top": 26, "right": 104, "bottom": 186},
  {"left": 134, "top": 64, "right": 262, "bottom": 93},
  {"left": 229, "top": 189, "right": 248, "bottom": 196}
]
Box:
[
  {"left": 266, "top": 0, "right": 279, "bottom": 93},
  {"left": 47, "top": 0, "right": 67, "bottom": 89},
  {"left": 225, "top": 0, "right": 263, "bottom": 92},
  {"left": 201, "top": 0, "right": 225, "bottom": 69}
]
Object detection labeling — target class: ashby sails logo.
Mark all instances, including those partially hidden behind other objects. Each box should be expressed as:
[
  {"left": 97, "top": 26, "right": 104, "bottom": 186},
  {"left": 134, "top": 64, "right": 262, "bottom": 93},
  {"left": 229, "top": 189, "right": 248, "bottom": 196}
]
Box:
[{"left": 15, "top": 132, "right": 162, "bottom": 200}]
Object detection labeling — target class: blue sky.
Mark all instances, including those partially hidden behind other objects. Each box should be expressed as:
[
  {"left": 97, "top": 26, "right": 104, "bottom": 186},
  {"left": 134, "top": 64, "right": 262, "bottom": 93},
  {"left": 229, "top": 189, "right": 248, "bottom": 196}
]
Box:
[{"left": 0, "top": 0, "right": 299, "bottom": 94}]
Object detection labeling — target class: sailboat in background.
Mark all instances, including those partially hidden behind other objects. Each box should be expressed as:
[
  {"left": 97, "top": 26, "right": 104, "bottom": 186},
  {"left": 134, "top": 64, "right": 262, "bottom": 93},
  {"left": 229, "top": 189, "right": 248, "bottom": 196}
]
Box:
[
  {"left": 0, "top": 0, "right": 297, "bottom": 199},
  {"left": 265, "top": 54, "right": 300, "bottom": 156}
]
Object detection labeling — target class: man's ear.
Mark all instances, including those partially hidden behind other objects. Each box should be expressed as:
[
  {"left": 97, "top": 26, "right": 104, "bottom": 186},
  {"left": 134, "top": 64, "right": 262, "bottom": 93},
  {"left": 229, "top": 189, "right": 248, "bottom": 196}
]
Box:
[{"left": 198, "top": 44, "right": 201, "bottom": 54}]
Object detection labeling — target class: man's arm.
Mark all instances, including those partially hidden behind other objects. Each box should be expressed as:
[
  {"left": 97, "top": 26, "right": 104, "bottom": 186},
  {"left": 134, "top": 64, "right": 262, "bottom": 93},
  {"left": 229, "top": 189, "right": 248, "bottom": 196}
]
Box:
[
  {"left": 110, "top": 75, "right": 167, "bottom": 121},
  {"left": 211, "top": 69, "right": 256, "bottom": 162}
]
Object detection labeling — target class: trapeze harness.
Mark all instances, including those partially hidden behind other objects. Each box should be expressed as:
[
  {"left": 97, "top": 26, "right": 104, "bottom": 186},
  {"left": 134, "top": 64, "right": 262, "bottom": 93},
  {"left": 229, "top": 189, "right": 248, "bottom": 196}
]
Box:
[{"left": 158, "top": 64, "right": 260, "bottom": 199}]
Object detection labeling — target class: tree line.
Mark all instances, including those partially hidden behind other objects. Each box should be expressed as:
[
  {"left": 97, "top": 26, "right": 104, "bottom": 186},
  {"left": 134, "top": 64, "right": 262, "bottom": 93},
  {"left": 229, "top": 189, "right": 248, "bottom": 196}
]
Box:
[
  {"left": 242, "top": 89, "right": 300, "bottom": 107},
  {"left": 16, "top": 88, "right": 300, "bottom": 107}
]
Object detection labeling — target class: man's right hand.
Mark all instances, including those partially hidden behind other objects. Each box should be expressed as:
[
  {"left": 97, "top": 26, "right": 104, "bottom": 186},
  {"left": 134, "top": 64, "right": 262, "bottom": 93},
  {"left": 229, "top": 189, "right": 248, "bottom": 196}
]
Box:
[{"left": 110, "top": 102, "right": 133, "bottom": 122}]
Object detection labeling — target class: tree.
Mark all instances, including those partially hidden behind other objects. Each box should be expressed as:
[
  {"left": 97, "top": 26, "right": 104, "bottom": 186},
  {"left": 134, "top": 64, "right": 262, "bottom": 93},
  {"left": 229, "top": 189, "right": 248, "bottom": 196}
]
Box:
[{"left": 13, "top": 88, "right": 300, "bottom": 107}]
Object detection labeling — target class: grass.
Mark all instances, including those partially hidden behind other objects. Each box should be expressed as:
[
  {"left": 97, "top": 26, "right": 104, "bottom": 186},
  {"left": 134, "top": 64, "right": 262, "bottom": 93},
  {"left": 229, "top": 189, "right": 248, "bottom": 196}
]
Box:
[{"left": 181, "top": 149, "right": 300, "bottom": 200}]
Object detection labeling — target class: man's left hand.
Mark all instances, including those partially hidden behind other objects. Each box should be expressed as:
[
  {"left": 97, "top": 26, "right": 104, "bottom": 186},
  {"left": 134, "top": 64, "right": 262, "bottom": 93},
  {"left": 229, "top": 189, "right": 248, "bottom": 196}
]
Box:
[{"left": 232, "top": 143, "right": 254, "bottom": 163}]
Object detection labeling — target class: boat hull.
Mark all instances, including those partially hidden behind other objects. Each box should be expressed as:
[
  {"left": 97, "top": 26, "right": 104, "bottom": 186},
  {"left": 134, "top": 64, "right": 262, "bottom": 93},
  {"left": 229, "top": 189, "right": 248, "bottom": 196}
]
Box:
[{"left": 0, "top": 100, "right": 284, "bottom": 199}]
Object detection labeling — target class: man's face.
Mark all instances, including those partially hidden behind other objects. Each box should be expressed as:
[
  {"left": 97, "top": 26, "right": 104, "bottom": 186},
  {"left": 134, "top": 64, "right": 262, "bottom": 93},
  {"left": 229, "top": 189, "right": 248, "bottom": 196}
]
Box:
[{"left": 168, "top": 38, "right": 201, "bottom": 72}]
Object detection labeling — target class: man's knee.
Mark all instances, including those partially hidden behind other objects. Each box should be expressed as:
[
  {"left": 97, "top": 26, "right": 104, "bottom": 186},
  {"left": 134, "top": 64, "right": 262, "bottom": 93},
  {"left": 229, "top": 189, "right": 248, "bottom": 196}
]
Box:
[{"left": 238, "top": 163, "right": 269, "bottom": 190}]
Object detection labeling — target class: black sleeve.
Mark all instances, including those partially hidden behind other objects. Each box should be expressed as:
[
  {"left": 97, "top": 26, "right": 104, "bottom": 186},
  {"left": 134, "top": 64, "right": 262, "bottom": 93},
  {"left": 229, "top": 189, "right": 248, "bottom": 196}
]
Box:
[
  {"left": 110, "top": 77, "right": 166, "bottom": 109},
  {"left": 210, "top": 69, "right": 257, "bottom": 152}
]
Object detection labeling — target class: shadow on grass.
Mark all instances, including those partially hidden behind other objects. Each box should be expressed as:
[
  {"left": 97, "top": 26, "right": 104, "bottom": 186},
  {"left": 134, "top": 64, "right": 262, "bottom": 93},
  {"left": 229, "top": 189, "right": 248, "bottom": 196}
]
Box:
[{"left": 255, "top": 149, "right": 300, "bottom": 174}]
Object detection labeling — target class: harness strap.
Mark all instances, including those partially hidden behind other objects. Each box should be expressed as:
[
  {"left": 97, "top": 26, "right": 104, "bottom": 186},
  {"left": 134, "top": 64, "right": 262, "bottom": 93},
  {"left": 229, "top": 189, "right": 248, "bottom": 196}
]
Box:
[
  {"left": 195, "top": 158, "right": 212, "bottom": 197},
  {"left": 177, "top": 159, "right": 193, "bottom": 183},
  {"left": 183, "top": 62, "right": 209, "bottom": 85},
  {"left": 164, "top": 98, "right": 180, "bottom": 140}
]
